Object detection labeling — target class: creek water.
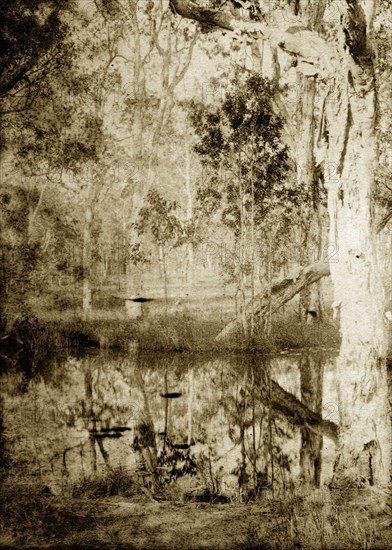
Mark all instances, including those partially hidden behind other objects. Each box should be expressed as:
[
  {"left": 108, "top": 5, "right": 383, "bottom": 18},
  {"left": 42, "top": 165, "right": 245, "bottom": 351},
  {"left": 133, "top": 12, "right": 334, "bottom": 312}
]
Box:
[{"left": 2, "top": 347, "right": 339, "bottom": 496}]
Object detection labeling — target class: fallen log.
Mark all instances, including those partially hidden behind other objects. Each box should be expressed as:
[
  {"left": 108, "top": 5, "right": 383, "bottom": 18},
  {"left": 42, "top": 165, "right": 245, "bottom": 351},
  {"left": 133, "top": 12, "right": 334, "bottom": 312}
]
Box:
[{"left": 215, "top": 261, "right": 331, "bottom": 341}]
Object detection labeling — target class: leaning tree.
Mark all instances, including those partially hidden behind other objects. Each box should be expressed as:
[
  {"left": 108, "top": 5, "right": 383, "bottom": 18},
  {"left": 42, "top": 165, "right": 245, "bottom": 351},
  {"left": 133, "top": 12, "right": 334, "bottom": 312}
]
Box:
[{"left": 168, "top": 0, "right": 391, "bottom": 494}]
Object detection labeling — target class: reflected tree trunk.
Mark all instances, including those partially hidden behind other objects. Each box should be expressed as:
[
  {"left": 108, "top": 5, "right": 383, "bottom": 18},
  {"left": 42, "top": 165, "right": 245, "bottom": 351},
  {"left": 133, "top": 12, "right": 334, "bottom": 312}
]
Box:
[
  {"left": 84, "top": 360, "right": 97, "bottom": 474},
  {"left": 187, "top": 369, "right": 193, "bottom": 446},
  {"left": 299, "top": 352, "right": 324, "bottom": 487},
  {"left": 96, "top": 438, "right": 112, "bottom": 473},
  {"left": 131, "top": 344, "right": 158, "bottom": 488},
  {"left": 264, "top": 361, "right": 275, "bottom": 497},
  {"left": 163, "top": 371, "right": 169, "bottom": 451}
]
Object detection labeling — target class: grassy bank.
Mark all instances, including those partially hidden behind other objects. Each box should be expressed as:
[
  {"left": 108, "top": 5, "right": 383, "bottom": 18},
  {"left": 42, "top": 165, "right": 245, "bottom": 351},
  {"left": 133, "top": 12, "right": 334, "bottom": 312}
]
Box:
[
  {"left": 1, "top": 478, "right": 391, "bottom": 549},
  {"left": 0, "top": 308, "right": 341, "bottom": 378},
  {"left": 37, "top": 310, "right": 340, "bottom": 353}
]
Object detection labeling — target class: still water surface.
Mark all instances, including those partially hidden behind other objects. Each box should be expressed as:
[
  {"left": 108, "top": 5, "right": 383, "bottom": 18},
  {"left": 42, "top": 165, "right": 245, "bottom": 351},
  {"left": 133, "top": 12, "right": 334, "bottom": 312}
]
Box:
[{"left": 3, "top": 348, "right": 338, "bottom": 495}]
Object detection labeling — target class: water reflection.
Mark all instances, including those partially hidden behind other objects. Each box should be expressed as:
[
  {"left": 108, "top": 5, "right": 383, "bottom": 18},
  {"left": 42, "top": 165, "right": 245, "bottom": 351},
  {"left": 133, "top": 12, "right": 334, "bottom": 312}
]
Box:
[{"left": 2, "top": 348, "right": 338, "bottom": 497}]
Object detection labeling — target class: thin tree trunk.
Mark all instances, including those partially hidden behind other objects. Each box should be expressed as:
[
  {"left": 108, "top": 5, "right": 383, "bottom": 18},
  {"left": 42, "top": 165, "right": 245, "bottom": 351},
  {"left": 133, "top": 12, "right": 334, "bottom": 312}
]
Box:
[
  {"left": 158, "top": 243, "right": 168, "bottom": 308},
  {"left": 184, "top": 143, "right": 194, "bottom": 289},
  {"left": 250, "top": 136, "right": 256, "bottom": 339},
  {"left": 82, "top": 206, "right": 92, "bottom": 318},
  {"left": 238, "top": 155, "right": 247, "bottom": 337},
  {"left": 299, "top": 234, "right": 310, "bottom": 323},
  {"left": 27, "top": 181, "right": 48, "bottom": 242},
  {"left": 264, "top": 243, "right": 272, "bottom": 337}
]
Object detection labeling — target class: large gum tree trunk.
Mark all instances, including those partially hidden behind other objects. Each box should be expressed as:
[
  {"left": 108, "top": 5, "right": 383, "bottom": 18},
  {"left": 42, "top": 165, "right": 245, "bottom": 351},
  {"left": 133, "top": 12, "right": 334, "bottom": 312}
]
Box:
[
  {"left": 327, "top": 67, "right": 391, "bottom": 490},
  {"left": 296, "top": 74, "right": 317, "bottom": 324}
]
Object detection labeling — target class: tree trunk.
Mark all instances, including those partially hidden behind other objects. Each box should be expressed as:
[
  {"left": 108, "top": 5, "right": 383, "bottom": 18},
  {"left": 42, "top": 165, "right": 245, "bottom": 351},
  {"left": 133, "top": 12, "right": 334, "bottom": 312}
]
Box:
[
  {"left": 82, "top": 206, "right": 92, "bottom": 318},
  {"left": 158, "top": 243, "right": 168, "bottom": 307},
  {"left": 0, "top": 208, "right": 8, "bottom": 334},
  {"left": 238, "top": 158, "right": 248, "bottom": 337},
  {"left": 184, "top": 143, "right": 194, "bottom": 290},
  {"left": 296, "top": 74, "right": 321, "bottom": 325},
  {"left": 327, "top": 68, "right": 391, "bottom": 490},
  {"left": 263, "top": 242, "right": 272, "bottom": 337},
  {"left": 168, "top": 0, "right": 391, "bottom": 495}
]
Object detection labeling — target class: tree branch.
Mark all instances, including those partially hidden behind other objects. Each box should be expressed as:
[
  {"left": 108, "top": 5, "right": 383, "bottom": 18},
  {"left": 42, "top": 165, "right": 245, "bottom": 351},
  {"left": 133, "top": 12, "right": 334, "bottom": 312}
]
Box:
[
  {"left": 377, "top": 211, "right": 392, "bottom": 233},
  {"left": 170, "top": 0, "right": 235, "bottom": 31},
  {"left": 169, "top": 0, "right": 337, "bottom": 77}
]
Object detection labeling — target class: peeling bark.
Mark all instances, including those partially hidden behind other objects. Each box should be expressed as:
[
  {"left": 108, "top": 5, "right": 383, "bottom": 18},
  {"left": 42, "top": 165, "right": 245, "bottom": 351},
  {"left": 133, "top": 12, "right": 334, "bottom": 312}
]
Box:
[{"left": 326, "top": 65, "right": 391, "bottom": 490}]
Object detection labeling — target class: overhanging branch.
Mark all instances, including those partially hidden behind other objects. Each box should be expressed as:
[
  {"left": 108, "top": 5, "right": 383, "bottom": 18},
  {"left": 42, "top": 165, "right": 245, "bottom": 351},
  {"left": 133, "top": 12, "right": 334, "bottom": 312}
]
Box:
[{"left": 169, "top": 0, "right": 337, "bottom": 77}]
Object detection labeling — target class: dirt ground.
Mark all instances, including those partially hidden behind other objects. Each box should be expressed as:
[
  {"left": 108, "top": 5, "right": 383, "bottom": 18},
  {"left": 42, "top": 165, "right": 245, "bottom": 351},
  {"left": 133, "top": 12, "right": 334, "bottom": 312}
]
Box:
[
  {"left": 2, "top": 494, "right": 391, "bottom": 550},
  {"left": 77, "top": 499, "right": 274, "bottom": 549},
  {"left": 0, "top": 498, "right": 271, "bottom": 549}
]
